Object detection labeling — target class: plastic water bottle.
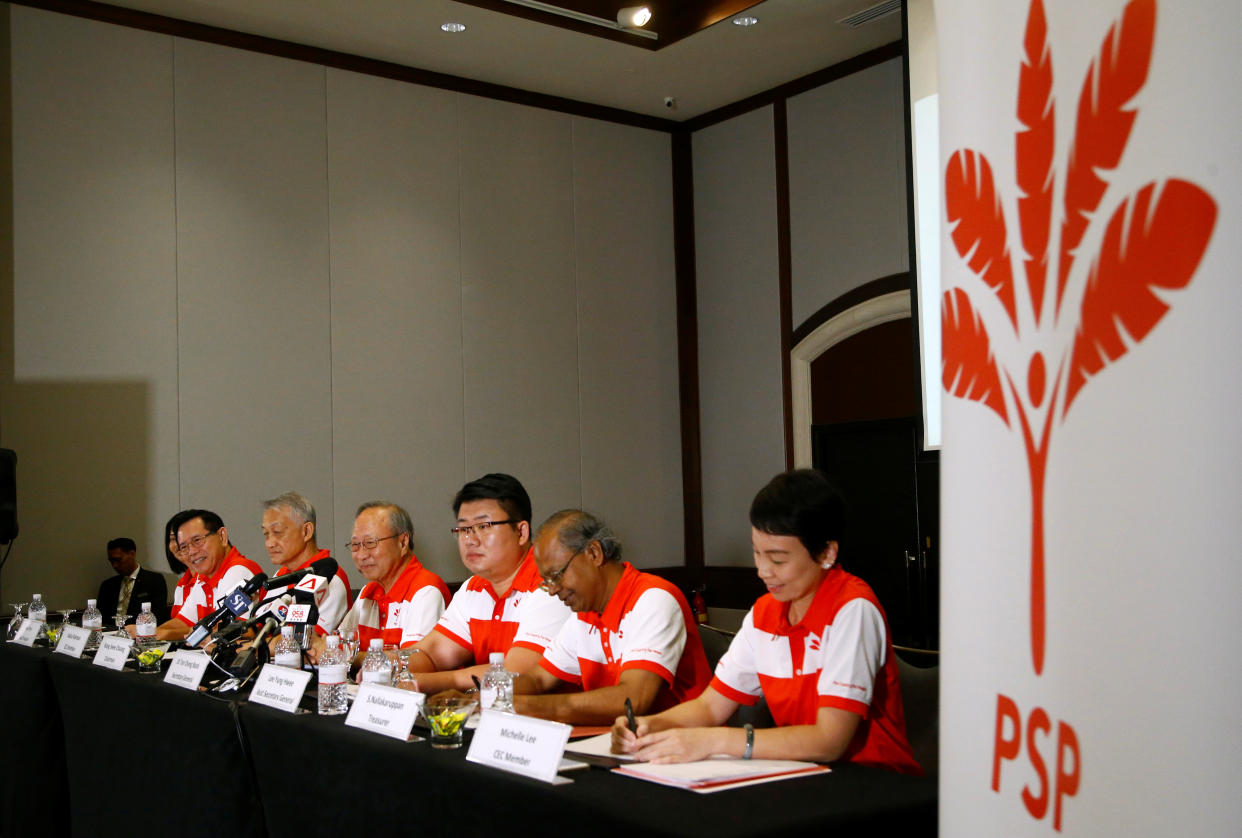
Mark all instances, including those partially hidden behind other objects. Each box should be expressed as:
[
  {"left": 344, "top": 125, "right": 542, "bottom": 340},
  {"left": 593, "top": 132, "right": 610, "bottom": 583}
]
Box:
[
  {"left": 481, "top": 652, "right": 513, "bottom": 712},
  {"left": 317, "top": 635, "right": 349, "bottom": 715},
  {"left": 28, "top": 594, "right": 48, "bottom": 646},
  {"left": 135, "top": 602, "right": 157, "bottom": 641},
  {"left": 82, "top": 598, "right": 103, "bottom": 651},
  {"left": 274, "top": 626, "right": 302, "bottom": 669},
  {"left": 27, "top": 593, "right": 46, "bottom": 623},
  {"left": 361, "top": 638, "right": 393, "bottom": 685}
]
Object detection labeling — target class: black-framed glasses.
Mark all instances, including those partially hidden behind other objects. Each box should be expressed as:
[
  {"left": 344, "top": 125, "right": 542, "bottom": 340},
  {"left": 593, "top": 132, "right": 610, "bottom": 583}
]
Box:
[
  {"left": 450, "top": 519, "right": 514, "bottom": 539},
  {"left": 175, "top": 530, "right": 220, "bottom": 557},
  {"left": 346, "top": 534, "right": 400, "bottom": 553},
  {"left": 539, "top": 551, "right": 580, "bottom": 593}
]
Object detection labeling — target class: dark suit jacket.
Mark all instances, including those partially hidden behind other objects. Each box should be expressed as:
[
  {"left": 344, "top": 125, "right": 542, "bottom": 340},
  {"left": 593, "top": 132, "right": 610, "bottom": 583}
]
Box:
[{"left": 97, "top": 567, "right": 169, "bottom": 625}]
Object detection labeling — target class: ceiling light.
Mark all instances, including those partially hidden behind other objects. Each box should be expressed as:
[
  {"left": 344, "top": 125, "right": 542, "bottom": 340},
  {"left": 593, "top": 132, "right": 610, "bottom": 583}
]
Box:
[
  {"left": 440, "top": 22, "right": 466, "bottom": 33},
  {"left": 732, "top": 16, "right": 759, "bottom": 27},
  {"left": 617, "top": 6, "right": 652, "bottom": 28}
]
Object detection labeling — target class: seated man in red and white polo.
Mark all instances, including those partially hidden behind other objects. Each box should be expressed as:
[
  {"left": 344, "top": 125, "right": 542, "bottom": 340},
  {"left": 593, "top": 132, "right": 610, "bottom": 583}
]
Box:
[{"left": 512, "top": 509, "right": 713, "bottom": 725}]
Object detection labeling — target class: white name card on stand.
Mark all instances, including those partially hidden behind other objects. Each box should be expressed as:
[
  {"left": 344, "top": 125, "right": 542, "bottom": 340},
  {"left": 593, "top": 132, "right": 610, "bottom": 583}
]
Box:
[
  {"left": 10, "top": 619, "right": 41, "bottom": 647},
  {"left": 467, "top": 710, "right": 574, "bottom": 784},
  {"left": 54, "top": 625, "right": 91, "bottom": 657},
  {"left": 249, "top": 664, "right": 313, "bottom": 713},
  {"left": 93, "top": 635, "right": 133, "bottom": 670},
  {"left": 345, "top": 683, "right": 423, "bottom": 741},
  {"left": 164, "top": 651, "right": 210, "bottom": 690}
]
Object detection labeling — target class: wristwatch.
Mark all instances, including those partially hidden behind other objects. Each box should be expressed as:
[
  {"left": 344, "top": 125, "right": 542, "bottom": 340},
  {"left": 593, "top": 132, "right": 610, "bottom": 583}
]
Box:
[{"left": 743, "top": 723, "right": 754, "bottom": 760}]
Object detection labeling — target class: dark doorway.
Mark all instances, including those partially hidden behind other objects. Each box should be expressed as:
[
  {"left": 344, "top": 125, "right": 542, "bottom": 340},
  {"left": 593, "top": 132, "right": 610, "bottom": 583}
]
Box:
[{"left": 808, "top": 317, "right": 938, "bottom": 649}]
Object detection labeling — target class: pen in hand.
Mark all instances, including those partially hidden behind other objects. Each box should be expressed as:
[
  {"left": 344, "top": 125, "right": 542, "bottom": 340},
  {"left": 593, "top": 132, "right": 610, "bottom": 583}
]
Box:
[{"left": 625, "top": 697, "right": 638, "bottom": 735}]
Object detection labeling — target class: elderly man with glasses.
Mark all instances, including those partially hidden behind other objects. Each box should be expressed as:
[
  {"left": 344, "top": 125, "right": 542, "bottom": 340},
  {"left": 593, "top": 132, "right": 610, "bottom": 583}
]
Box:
[
  {"left": 512, "top": 509, "right": 712, "bottom": 725},
  {"left": 399, "top": 474, "right": 571, "bottom": 695},
  {"left": 312, "top": 501, "right": 449, "bottom": 667},
  {"left": 131, "top": 508, "right": 263, "bottom": 643}
]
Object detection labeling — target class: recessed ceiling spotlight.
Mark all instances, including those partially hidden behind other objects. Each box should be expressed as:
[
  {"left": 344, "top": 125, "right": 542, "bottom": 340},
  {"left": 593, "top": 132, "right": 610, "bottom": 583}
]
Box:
[
  {"left": 441, "top": 22, "right": 467, "bottom": 33},
  {"left": 732, "top": 15, "right": 759, "bottom": 26}
]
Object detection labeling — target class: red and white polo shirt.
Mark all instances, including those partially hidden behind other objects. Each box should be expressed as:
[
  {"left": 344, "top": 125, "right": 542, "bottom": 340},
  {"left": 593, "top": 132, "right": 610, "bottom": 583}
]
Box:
[
  {"left": 346, "top": 555, "right": 449, "bottom": 649},
  {"left": 539, "top": 563, "right": 712, "bottom": 713},
  {"left": 711, "top": 565, "right": 921, "bottom": 774},
  {"left": 171, "top": 547, "right": 263, "bottom": 626},
  {"left": 434, "top": 549, "right": 571, "bottom": 663}
]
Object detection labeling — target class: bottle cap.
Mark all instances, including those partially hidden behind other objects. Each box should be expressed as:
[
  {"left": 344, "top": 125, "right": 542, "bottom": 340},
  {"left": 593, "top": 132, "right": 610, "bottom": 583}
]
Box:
[
  {"left": 87, "top": 599, "right": 96, "bottom": 607},
  {"left": 326, "top": 635, "right": 340, "bottom": 648},
  {"left": 370, "top": 638, "right": 383, "bottom": 651},
  {"left": 489, "top": 652, "right": 504, "bottom": 665},
  {"left": 141, "top": 602, "right": 152, "bottom": 611},
  {"left": 281, "top": 626, "right": 294, "bottom": 637},
  {"left": 33, "top": 593, "right": 42, "bottom": 600}
]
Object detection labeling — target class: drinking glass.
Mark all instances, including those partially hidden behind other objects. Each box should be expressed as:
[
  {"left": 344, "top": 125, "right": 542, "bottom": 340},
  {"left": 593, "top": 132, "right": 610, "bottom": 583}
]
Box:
[
  {"left": 5, "top": 602, "right": 25, "bottom": 641},
  {"left": 393, "top": 649, "right": 417, "bottom": 690},
  {"left": 338, "top": 627, "right": 359, "bottom": 662}
]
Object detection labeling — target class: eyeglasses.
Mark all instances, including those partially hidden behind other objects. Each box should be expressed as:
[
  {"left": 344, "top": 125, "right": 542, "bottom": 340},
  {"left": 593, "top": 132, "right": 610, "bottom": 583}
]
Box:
[
  {"left": 175, "top": 530, "right": 220, "bottom": 557},
  {"left": 346, "top": 534, "right": 400, "bottom": 553},
  {"left": 450, "top": 519, "right": 514, "bottom": 539},
  {"left": 539, "top": 551, "right": 579, "bottom": 593}
]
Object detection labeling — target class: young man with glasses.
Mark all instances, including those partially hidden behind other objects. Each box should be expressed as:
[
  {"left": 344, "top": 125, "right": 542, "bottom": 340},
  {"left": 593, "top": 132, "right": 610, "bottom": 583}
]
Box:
[
  {"left": 133, "top": 509, "right": 262, "bottom": 643},
  {"left": 513, "top": 509, "right": 712, "bottom": 725},
  {"left": 399, "top": 474, "right": 571, "bottom": 694},
  {"left": 315, "top": 501, "right": 449, "bottom": 666}
]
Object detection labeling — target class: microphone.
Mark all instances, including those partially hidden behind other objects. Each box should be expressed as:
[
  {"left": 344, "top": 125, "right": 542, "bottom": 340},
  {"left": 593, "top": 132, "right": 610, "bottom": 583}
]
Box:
[
  {"left": 268, "top": 557, "right": 338, "bottom": 593},
  {"left": 184, "top": 572, "right": 269, "bottom": 648},
  {"left": 227, "top": 594, "right": 292, "bottom": 677}
]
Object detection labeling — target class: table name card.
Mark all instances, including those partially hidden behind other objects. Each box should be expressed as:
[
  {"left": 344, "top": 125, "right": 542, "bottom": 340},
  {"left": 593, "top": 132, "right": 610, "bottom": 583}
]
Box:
[
  {"left": 249, "top": 664, "right": 313, "bottom": 713},
  {"left": 10, "top": 619, "right": 41, "bottom": 647},
  {"left": 93, "top": 635, "right": 133, "bottom": 670},
  {"left": 467, "top": 710, "right": 573, "bottom": 784},
  {"left": 54, "top": 625, "right": 91, "bottom": 657},
  {"left": 164, "top": 651, "right": 210, "bottom": 690},
  {"left": 345, "top": 684, "right": 423, "bottom": 741}
]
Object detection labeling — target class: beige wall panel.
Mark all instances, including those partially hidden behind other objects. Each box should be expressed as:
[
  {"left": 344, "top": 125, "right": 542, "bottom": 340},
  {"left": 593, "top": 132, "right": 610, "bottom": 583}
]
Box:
[
  {"left": 457, "top": 96, "right": 580, "bottom": 524},
  {"left": 4, "top": 8, "right": 178, "bottom": 608},
  {"left": 173, "top": 40, "right": 332, "bottom": 563},
  {"left": 571, "top": 117, "right": 682, "bottom": 569},
  {"left": 326, "top": 70, "right": 465, "bottom": 584},
  {"left": 693, "top": 107, "right": 785, "bottom": 568},
  {"left": 787, "top": 58, "right": 909, "bottom": 328}
]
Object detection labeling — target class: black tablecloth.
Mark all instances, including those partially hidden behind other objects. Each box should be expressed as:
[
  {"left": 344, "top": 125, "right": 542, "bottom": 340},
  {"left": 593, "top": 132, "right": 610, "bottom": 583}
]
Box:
[
  {"left": 44, "top": 652, "right": 266, "bottom": 837},
  {"left": 240, "top": 702, "right": 935, "bottom": 838},
  {"left": 1, "top": 644, "right": 936, "bottom": 837},
  {"left": 0, "top": 643, "right": 69, "bottom": 835}
]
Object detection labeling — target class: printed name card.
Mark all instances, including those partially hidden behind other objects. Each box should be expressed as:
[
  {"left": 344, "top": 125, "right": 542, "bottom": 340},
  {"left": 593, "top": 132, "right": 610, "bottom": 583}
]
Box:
[
  {"left": 164, "top": 651, "right": 210, "bottom": 690},
  {"left": 467, "top": 710, "right": 573, "bottom": 784},
  {"left": 249, "top": 664, "right": 313, "bottom": 713},
  {"left": 345, "top": 683, "right": 423, "bottom": 741},
  {"left": 54, "top": 625, "right": 91, "bottom": 657},
  {"left": 93, "top": 635, "right": 134, "bottom": 670},
  {"left": 10, "top": 619, "right": 41, "bottom": 647}
]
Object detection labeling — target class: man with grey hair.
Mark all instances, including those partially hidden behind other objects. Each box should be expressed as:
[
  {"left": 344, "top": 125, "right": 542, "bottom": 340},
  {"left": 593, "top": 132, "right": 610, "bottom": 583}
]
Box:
[
  {"left": 513, "top": 509, "right": 712, "bottom": 725},
  {"left": 260, "top": 491, "right": 352, "bottom": 636},
  {"left": 313, "top": 501, "right": 449, "bottom": 665}
]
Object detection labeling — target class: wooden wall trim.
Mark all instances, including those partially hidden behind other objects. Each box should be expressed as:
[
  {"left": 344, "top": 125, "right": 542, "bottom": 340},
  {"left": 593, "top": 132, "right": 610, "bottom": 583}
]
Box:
[
  {"left": 9, "top": 0, "right": 678, "bottom": 132},
  {"left": 671, "top": 131, "right": 704, "bottom": 569},
  {"left": 774, "top": 99, "right": 793, "bottom": 471}
]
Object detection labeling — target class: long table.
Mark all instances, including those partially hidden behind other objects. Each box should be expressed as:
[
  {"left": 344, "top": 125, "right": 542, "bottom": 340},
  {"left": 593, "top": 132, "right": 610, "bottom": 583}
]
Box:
[{"left": 0, "top": 643, "right": 937, "bottom": 837}]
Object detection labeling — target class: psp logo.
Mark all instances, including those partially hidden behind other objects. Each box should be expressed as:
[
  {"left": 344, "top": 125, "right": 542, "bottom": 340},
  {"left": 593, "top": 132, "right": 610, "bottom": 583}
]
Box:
[{"left": 941, "top": 0, "right": 1215, "bottom": 830}]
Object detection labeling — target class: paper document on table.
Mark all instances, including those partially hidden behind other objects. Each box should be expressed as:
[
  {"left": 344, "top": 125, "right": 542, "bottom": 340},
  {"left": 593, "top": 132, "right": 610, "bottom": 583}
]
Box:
[
  {"left": 563, "top": 732, "right": 636, "bottom": 762},
  {"left": 613, "top": 758, "right": 829, "bottom": 793}
]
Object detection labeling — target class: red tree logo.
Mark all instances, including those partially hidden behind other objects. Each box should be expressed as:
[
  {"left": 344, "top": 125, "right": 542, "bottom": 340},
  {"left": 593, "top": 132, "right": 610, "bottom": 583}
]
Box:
[{"left": 941, "top": 0, "right": 1217, "bottom": 675}]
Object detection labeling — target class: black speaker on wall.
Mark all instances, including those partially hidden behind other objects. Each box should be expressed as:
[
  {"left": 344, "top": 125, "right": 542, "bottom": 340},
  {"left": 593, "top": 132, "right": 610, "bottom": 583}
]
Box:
[{"left": 0, "top": 449, "right": 16, "bottom": 543}]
